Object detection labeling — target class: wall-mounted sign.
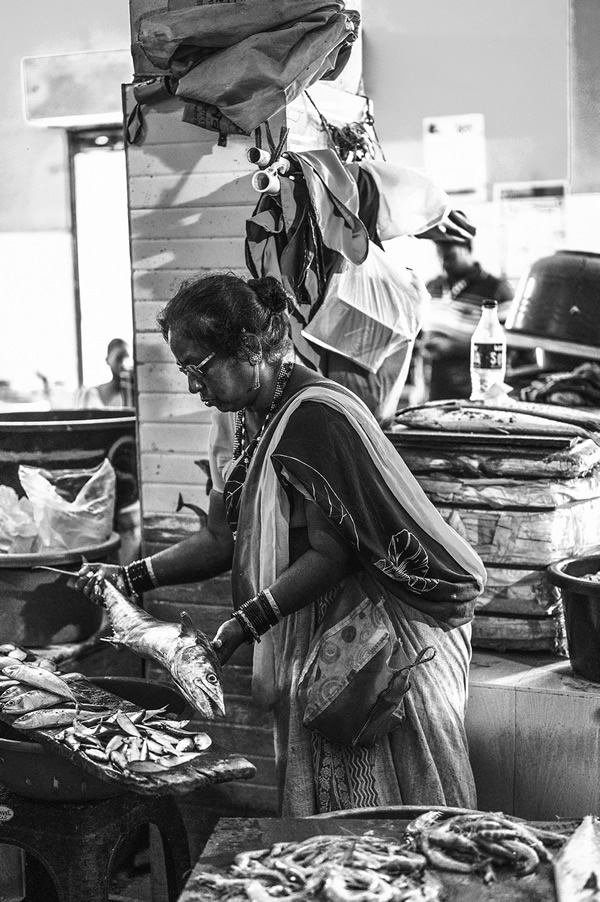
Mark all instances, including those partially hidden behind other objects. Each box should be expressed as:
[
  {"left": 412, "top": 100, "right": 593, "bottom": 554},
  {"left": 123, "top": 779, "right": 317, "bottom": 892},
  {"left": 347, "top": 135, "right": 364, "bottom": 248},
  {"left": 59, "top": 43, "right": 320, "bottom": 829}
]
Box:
[
  {"left": 22, "top": 49, "right": 133, "bottom": 127},
  {"left": 423, "top": 112, "right": 486, "bottom": 199},
  {"left": 493, "top": 180, "right": 568, "bottom": 282}
]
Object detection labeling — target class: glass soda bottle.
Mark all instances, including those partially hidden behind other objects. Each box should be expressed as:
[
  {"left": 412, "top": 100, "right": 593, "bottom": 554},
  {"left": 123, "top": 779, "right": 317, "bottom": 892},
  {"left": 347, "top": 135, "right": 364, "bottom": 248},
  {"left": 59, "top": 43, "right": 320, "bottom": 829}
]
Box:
[{"left": 469, "top": 299, "right": 507, "bottom": 401}]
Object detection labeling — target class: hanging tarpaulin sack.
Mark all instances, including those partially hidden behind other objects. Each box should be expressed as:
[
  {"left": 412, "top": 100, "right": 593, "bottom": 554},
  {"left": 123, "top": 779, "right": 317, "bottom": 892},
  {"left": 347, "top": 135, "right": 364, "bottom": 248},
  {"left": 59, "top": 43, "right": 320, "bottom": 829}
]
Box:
[
  {"left": 134, "top": 0, "right": 360, "bottom": 135},
  {"left": 303, "top": 241, "right": 430, "bottom": 374}
]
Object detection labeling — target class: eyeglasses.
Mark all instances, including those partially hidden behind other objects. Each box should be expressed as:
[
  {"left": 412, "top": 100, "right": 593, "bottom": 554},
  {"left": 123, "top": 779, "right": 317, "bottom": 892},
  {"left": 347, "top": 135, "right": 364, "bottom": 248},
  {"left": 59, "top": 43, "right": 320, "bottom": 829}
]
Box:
[{"left": 176, "top": 351, "right": 216, "bottom": 380}]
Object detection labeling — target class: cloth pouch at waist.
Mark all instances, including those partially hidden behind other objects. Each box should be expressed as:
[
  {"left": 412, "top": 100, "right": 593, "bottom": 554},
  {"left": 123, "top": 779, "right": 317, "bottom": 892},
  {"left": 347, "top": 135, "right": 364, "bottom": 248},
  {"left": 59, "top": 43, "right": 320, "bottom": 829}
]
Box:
[{"left": 297, "top": 573, "right": 435, "bottom": 748}]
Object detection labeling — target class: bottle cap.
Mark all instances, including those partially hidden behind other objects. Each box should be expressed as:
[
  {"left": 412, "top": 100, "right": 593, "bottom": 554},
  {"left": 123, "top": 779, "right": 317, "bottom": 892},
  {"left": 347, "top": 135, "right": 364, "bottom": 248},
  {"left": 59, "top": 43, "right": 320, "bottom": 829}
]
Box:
[{"left": 482, "top": 300, "right": 498, "bottom": 308}]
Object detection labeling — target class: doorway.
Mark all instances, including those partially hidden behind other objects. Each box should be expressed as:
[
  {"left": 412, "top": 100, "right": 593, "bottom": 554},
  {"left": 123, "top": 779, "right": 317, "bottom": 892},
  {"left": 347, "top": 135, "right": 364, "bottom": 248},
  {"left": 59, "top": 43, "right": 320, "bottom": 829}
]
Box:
[{"left": 68, "top": 127, "right": 134, "bottom": 390}]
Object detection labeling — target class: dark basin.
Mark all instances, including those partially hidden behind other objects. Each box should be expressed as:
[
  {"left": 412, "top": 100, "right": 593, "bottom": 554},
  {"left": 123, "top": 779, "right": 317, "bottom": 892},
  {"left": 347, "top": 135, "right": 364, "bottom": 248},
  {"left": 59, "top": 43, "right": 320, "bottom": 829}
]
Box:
[{"left": 0, "top": 676, "right": 187, "bottom": 801}]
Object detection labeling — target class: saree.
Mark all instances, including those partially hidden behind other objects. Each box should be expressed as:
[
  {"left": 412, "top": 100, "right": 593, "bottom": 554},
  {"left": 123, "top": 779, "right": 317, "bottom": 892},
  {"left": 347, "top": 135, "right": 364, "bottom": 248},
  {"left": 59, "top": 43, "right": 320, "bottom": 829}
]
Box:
[{"left": 212, "top": 380, "right": 486, "bottom": 815}]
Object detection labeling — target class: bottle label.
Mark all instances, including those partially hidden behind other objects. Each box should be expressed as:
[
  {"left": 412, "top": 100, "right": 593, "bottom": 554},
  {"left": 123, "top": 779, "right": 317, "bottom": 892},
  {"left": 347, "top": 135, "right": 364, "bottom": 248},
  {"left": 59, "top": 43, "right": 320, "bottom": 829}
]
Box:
[{"left": 472, "top": 342, "right": 505, "bottom": 369}]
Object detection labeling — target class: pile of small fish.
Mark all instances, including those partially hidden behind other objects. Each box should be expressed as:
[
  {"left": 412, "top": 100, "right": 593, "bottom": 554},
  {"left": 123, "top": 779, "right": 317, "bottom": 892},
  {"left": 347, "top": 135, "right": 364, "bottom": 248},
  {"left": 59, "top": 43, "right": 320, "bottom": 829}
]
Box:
[
  {"left": 0, "top": 642, "right": 58, "bottom": 670},
  {"left": 405, "top": 810, "right": 569, "bottom": 882},
  {"left": 54, "top": 707, "right": 212, "bottom": 775},
  {"left": 0, "top": 652, "right": 213, "bottom": 777},
  {"left": 196, "top": 833, "right": 443, "bottom": 902},
  {"left": 0, "top": 658, "right": 91, "bottom": 730}
]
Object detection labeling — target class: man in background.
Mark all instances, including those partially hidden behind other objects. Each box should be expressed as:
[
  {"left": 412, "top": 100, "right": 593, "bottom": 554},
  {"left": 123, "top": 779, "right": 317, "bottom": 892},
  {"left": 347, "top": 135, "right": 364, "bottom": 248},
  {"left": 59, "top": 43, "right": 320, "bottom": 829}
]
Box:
[
  {"left": 418, "top": 238, "right": 514, "bottom": 400},
  {"left": 75, "top": 337, "right": 139, "bottom": 563},
  {"left": 75, "top": 338, "right": 134, "bottom": 409}
]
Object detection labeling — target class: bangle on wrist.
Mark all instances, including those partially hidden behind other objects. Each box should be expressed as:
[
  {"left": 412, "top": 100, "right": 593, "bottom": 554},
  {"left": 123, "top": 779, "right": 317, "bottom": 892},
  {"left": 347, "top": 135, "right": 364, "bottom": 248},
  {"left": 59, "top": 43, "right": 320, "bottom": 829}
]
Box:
[
  {"left": 123, "top": 558, "right": 155, "bottom": 595},
  {"left": 259, "top": 588, "right": 282, "bottom": 622},
  {"left": 233, "top": 589, "right": 282, "bottom": 644},
  {"left": 144, "top": 556, "right": 160, "bottom": 589},
  {"left": 120, "top": 565, "right": 135, "bottom": 596},
  {"left": 233, "top": 608, "right": 260, "bottom": 644}
]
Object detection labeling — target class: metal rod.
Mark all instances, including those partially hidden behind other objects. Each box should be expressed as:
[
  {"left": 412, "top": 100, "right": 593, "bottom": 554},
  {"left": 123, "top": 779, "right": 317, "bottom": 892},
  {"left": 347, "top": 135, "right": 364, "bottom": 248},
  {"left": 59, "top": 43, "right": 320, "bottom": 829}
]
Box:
[{"left": 33, "top": 566, "right": 81, "bottom": 577}]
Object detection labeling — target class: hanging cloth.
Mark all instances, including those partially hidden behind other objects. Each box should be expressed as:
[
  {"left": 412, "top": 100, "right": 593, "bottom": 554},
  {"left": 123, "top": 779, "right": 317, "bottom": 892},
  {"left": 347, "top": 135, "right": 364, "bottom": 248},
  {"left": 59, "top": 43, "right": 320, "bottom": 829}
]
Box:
[
  {"left": 285, "top": 150, "right": 369, "bottom": 265},
  {"left": 246, "top": 150, "right": 368, "bottom": 369},
  {"left": 134, "top": 1, "right": 360, "bottom": 134}
]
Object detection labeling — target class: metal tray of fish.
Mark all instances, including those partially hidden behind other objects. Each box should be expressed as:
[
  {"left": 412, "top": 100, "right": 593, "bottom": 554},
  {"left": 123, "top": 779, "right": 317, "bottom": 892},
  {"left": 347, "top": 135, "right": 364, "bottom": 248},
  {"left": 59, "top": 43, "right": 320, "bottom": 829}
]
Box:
[{"left": 0, "top": 668, "right": 255, "bottom": 796}]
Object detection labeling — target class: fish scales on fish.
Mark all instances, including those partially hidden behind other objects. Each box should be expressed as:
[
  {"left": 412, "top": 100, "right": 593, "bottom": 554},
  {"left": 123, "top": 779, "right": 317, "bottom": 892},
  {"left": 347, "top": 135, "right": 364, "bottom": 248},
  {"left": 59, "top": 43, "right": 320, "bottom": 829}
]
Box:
[
  {"left": 97, "top": 577, "right": 225, "bottom": 719},
  {"left": 1, "top": 663, "right": 77, "bottom": 703}
]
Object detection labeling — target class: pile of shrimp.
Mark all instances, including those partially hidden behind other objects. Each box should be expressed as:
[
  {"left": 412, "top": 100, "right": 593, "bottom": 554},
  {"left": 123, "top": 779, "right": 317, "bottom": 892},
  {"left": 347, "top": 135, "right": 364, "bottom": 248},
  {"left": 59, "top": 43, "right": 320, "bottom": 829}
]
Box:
[
  {"left": 405, "top": 810, "right": 569, "bottom": 883},
  {"left": 195, "top": 811, "right": 572, "bottom": 900},
  {"left": 197, "top": 833, "right": 442, "bottom": 901}
]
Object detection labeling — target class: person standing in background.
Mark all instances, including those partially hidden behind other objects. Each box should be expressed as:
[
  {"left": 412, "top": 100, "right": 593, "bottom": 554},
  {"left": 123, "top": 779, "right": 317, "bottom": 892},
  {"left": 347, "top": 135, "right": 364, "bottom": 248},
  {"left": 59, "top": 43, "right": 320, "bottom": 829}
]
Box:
[
  {"left": 75, "top": 337, "right": 139, "bottom": 564},
  {"left": 75, "top": 338, "right": 134, "bottom": 409},
  {"left": 418, "top": 238, "right": 515, "bottom": 401}
]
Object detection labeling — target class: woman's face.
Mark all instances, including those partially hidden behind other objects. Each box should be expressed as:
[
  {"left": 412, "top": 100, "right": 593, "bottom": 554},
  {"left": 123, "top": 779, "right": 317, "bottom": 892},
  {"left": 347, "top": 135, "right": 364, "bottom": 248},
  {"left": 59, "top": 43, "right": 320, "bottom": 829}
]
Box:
[{"left": 168, "top": 329, "right": 254, "bottom": 412}]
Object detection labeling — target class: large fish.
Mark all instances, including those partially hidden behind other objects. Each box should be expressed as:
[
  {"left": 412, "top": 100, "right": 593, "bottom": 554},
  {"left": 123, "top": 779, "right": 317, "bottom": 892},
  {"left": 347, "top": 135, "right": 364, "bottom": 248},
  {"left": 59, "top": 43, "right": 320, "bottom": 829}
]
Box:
[{"left": 97, "top": 578, "right": 225, "bottom": 719}]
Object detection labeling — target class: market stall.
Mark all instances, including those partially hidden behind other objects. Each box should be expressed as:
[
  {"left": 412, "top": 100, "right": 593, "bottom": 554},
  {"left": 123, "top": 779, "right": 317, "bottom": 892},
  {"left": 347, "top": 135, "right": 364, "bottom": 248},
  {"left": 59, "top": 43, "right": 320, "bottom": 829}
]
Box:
[
  {"left": 178, "top": 810, "right": 597, "bottom": 902},
  {"left": 4, "top": 3, "right": 600, "bottom": 901}
]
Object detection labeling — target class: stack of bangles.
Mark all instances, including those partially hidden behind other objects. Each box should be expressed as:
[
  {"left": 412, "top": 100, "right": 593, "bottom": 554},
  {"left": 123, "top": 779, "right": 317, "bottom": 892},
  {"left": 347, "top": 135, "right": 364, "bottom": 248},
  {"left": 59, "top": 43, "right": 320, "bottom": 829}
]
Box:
[
  {"left": 233, "top": 589, "right": 283, "bottom": 643},
  {"left": 120, "top": 557, "right": 160, "bottom": 596}
]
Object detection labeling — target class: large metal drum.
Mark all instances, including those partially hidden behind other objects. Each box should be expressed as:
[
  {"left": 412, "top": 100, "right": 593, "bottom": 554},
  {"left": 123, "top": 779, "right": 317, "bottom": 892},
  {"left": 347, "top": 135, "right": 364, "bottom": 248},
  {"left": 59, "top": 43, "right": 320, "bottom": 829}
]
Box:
[
  {"left": 0, "top": 408, "right": 138, "bottom": 510},
  {"left": 0, "top": 533, "right": 120, "bottom": 646},
  {"left": 505, "top": 249, "right": 600, "bottom": 359}
]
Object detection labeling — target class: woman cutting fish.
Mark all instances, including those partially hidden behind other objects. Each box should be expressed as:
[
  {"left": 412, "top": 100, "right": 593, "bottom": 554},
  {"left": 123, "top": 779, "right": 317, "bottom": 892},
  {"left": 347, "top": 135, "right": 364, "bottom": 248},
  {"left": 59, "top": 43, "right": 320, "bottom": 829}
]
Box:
[{"left": 77, "top": 272, "right": 486, "bottom": 816}]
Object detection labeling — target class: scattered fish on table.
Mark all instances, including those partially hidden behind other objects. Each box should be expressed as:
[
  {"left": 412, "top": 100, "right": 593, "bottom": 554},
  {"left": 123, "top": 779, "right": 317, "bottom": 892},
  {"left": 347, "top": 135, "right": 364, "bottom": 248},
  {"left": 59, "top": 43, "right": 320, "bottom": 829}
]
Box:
[
  {"left": 1, "top": 663, "right": 77, "bottom": 703},
  {"left": 1, "top": 688, "right": 66, "bottom": 713},
  {"left": 10, "top": 707, "right": 103, "bottom": 730},
  {"left": 93, "top": 576, "right": 225, "bottom": 718}
]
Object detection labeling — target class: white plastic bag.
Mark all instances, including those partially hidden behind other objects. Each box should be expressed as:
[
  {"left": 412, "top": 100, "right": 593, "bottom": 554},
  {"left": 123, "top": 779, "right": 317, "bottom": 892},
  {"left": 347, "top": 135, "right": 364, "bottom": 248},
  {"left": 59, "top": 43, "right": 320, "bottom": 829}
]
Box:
[
  {"left": 302, "top": 241, "right": 429, "bottom": 373},
  {"left": 359, "top": 160, "right": 450, "bottom": 240},
  {"left": 0, "top": 486, "right": 37, "bottom": 554},
  {"left": 18, "top": 458, "right": 116, "bottom": 553}
]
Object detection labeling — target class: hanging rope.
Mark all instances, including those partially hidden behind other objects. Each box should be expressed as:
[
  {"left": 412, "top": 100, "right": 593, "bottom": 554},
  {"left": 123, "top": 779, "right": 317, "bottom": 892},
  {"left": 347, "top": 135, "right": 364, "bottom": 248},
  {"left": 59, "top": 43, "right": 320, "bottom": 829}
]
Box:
[
  {"left": 254, "top": 121, "right": 290, "bottom": 166},
  {"left": 304, "top": 91, "right": 386, "bottom": 162}
]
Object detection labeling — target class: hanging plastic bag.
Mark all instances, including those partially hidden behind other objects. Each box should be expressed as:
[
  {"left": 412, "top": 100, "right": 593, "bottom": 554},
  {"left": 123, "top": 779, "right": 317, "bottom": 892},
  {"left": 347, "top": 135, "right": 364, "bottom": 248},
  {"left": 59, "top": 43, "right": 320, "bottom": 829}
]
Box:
[
  {"left": 18, "top": 458, "right": 116, "bottom": 553},
  {"left": 0, "top": 486, "right": 37, "bottom": 554},
  {"left": 359, "top": 160, "right": 450, "bottom": 240},
  {"left": 302, "top": 241, "right": 429, "bottom": 373}
]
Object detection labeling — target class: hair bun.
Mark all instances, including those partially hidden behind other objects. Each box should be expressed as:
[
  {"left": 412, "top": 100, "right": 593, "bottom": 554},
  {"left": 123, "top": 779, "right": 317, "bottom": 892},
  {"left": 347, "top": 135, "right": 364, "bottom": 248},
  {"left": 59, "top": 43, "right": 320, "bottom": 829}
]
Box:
[{"left": 249, "top": 276, "right": 290, "bottom": 314}]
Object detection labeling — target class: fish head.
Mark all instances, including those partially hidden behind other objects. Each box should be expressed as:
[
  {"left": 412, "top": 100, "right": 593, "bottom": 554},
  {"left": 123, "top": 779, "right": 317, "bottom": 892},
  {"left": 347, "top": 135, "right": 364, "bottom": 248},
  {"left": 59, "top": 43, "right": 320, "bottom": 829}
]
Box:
[{"left": 170, "top": 614, "right": 225, "bottom": 718}]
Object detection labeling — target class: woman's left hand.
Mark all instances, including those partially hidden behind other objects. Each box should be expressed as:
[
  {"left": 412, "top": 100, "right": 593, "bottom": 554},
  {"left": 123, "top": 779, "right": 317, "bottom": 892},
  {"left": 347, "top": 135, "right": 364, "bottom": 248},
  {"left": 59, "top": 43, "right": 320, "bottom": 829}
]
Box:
[{"left": 211, "top": 617, "right": 246, "bottom": 665}]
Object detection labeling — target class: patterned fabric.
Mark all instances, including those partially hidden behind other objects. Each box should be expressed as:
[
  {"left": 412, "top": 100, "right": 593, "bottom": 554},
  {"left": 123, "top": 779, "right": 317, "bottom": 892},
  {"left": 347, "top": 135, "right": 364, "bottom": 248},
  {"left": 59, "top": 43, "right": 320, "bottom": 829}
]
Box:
[
  {"left": 312, "top": 732, "right": 380, "bottom": 810},
  {"left": 212, "top": 379, "right": 486, "bottom": 815},
  {"left": 300, "top": 592, "right": 390, "bottom": 728},
  {"left": 268, "top": 404, "right": 483, "bottom": 625}
]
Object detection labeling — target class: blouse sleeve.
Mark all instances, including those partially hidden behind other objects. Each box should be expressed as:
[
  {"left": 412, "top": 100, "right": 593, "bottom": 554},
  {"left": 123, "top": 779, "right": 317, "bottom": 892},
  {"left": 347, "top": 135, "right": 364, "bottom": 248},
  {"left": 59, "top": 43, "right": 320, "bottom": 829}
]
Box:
[{"left": 208, "top": 411, "right": 235, "bottom": 494}]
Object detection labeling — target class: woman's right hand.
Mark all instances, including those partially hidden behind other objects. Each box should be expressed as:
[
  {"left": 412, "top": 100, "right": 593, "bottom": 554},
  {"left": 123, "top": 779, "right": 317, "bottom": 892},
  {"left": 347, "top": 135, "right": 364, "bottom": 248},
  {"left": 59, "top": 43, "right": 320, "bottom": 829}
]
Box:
[
  {"left": 75, "top": 563, "right": 127, "bottom": 603},
  {"left": 211, "top": 617, "right": 246, "bottom": 666}
]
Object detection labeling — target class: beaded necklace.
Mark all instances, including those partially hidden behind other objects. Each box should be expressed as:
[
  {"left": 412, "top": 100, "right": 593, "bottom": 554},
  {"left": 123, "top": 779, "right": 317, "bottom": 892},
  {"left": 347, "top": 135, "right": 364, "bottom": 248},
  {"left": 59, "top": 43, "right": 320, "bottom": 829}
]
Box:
[{"left": 232, "top": 360, "right": 294, "bottom": 463}]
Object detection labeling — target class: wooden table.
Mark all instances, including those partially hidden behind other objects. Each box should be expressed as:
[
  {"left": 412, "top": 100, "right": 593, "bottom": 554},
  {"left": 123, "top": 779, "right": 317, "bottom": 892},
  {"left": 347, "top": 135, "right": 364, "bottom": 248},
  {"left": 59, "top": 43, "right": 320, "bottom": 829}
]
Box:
[
  {"left": 0, "top": 675, "right": 255, "bottom": 797},
  {"left": 180, "top": 815, "right": 575, "bottom": 902}
]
